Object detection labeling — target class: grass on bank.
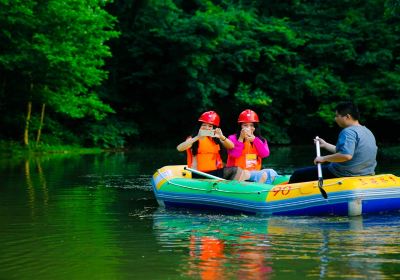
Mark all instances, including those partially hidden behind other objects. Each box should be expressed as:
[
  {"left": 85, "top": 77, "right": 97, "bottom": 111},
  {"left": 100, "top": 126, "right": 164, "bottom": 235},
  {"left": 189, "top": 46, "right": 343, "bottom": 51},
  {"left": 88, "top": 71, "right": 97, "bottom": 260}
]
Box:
[
  {"left": 1, "top": 140, "right": 400, "bottom": 160},
  {"left": 0, "top": 140, "right": 103, "bottom": 158}
]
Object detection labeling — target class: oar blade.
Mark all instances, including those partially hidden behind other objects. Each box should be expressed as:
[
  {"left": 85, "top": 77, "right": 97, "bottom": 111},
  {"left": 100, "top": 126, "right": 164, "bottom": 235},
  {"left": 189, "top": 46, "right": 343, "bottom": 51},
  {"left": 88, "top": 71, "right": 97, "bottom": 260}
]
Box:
[{"left": 318, "top": 178, "right": 328, "bottom": 199}]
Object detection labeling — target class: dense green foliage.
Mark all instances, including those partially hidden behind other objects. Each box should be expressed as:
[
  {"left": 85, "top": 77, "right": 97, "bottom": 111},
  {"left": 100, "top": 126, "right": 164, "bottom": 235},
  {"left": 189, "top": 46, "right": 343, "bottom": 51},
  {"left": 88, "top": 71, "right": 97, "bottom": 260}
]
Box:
[
  {"left": 1, "top": 0, "right": 399, "bottom": 148},
  {"left": 106, "top": 0, "right": 400, "bottom": 145},
  {"left": 0, "top": 0, "right": 125, "bottom": 146}
]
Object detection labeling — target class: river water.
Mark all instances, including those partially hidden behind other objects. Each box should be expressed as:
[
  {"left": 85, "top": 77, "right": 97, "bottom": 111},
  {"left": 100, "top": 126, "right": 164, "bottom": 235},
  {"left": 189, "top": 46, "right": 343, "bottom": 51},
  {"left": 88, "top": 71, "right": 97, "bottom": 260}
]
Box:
[{"left": 1, "top": 147, "right": 399, "bottom": 279}]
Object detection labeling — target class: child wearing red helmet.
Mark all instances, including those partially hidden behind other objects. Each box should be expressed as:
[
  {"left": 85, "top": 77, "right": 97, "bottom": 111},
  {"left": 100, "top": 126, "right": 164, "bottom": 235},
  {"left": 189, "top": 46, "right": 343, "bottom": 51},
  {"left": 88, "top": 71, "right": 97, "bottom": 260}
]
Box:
[
  {"left": 226, "top": 109, "right": 278, "bottom": 184},
  {"left": 177, "top": 111, "right": 248, "bottom": 180}
]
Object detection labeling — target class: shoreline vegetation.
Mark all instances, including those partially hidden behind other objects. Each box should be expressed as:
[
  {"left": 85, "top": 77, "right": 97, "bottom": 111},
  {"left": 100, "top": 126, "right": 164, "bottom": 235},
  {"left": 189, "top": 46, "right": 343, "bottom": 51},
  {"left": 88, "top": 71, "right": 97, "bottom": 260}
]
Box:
[
  {"left": 0, "top": 140, "right": 103, "bottom": 158},
  {"left": 380, "top": 146, "right": 400, "bottom": 160},
  {"left": 1, "top": 140, "right": 399, "bottom": 160}
]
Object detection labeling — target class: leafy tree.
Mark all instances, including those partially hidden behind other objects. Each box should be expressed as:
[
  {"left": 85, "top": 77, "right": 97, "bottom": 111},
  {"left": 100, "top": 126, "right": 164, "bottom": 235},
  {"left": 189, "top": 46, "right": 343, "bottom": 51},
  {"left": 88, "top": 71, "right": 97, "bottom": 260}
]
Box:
[
  {"left": 106, "top": 0, "right": 307, "bottom": 144},
  {"left": 81, "top": 0, "right": 400, "bottom": 145},
  {"left": 286, "top": 0, "right": 400, "bottom": 142},
  {"left": 0, "top": 0, "right": 118, "bottom": 145}
]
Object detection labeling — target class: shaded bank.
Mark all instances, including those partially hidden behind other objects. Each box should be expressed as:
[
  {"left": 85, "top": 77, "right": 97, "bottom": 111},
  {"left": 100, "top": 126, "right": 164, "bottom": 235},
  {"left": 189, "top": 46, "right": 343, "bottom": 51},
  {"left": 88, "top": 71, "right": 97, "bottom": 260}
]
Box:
[
  {"left": 0, "top": 141, "right": 103, "bottom": 159},
  {"left": 1, "top": 140, "right": 400, "bottom": 162}
]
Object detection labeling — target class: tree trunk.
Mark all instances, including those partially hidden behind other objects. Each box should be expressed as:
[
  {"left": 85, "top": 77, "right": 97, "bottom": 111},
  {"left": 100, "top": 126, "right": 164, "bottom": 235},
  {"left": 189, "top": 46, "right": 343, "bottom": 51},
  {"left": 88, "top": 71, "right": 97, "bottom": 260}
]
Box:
[
  {"left": 24, "top": 101, "right": 32, "bottom": 146},
  {"left": 36, "top": 103, "right": 46, "bottom": 145}
]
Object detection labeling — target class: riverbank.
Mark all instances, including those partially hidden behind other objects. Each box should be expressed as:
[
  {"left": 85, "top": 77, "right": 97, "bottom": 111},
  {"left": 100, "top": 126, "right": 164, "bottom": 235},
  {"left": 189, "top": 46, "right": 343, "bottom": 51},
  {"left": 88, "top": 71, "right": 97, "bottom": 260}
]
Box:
[
  {"left": 0, "top": 140, "right": 103, "bottom": 158},
  {"left": 380, "top": 146, "right": 400, "bottom": 160},
  {"left": 1, "top": 140, "right": 399, "bottom": 160}
]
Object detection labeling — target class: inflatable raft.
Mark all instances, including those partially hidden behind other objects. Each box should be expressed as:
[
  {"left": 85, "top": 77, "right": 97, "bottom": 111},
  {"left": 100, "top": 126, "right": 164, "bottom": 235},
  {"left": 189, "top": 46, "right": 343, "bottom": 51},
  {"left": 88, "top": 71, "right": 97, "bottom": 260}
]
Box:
[{"left": 151, "top": 165, "right": 400, "bottom": 216}]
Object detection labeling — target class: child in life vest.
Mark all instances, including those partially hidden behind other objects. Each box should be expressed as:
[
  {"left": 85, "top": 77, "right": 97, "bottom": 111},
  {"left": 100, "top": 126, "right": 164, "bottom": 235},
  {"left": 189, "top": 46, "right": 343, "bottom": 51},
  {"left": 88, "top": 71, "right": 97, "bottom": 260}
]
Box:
[
  {"left": 226, "top": 109, "right": 278, "bottom": 184},
  {"left": 177, "top": 111, "right": 248, "bottom": 180}
]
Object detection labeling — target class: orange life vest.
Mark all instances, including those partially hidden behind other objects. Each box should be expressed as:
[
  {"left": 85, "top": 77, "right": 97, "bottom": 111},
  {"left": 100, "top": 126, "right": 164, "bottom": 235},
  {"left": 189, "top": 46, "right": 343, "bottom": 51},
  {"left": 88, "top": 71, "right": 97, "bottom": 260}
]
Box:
[
  {"left": 187, "top": 137, "right": 223, "bottom": 172},
  {"left": 230, "top": 141, "right": 262, "bottom": 171}
]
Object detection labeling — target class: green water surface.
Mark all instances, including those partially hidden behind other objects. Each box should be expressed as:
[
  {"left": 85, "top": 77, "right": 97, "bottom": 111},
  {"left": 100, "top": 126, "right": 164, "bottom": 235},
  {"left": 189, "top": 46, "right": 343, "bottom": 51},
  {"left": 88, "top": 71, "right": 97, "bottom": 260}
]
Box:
[{"left": 1, "top": 147, "right": 399, "bottom": 279}]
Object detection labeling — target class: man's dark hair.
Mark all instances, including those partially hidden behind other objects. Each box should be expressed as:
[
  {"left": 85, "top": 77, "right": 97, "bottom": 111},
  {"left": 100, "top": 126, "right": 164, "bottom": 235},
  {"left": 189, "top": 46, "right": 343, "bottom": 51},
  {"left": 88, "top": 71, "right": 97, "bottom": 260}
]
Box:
[{"left": 335, "top": 101, "right": 360, "bottom": 120}]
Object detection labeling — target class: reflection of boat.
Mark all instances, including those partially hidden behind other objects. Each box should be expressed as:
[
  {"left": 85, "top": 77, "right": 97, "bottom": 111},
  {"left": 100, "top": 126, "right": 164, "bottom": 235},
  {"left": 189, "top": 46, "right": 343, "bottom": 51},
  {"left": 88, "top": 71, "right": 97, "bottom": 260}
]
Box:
[
  {"left": 152, "top": 210, "right": 393, "bottom": 238},
  {"left": 153, "top": 210, "right": 270, "bottom": 240},
  {"left": 151, "top": 165, "right": 400, "bottom": 216},
  {"left": 153, "top": 210, "right": 274, "bottom": 279},
  {"left": 153, "top": 210, "right": 400, "bottom": 279}
]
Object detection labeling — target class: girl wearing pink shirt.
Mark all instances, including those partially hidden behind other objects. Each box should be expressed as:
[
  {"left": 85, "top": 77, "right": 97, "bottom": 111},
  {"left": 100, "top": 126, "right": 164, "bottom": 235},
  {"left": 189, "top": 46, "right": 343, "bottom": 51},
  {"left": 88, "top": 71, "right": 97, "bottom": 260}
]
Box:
[{"left": 226, "top": 109, "right": 278, "bottom": 183}]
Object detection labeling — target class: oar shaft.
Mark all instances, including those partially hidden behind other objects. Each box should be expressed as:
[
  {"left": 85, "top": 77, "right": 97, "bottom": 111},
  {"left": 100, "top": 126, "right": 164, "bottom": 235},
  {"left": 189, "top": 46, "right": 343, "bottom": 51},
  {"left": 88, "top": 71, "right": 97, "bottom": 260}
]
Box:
[
  {"left": 315, "top": 136, "right": 328, "bottom": 199},
  {"left": 315, "top": 136, "right": 322, "bottom": 179},
  {"left": 184, "top": 167, "right": 226, "bottom": 180}
]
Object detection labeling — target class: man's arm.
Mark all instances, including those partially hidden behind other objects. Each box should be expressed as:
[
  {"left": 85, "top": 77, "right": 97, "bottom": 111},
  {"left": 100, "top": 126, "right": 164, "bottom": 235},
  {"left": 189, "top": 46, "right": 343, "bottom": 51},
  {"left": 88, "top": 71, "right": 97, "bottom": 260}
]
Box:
[{"left": 314, "top": 153, "right": 352, "bottom": 164}]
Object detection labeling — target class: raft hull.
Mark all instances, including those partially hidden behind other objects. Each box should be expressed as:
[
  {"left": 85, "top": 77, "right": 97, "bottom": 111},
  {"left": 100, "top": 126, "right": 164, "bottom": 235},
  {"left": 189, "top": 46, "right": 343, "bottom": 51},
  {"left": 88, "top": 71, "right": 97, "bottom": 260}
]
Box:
[{"left": 151, "top": 165, "right": 400, "bottom": 216}]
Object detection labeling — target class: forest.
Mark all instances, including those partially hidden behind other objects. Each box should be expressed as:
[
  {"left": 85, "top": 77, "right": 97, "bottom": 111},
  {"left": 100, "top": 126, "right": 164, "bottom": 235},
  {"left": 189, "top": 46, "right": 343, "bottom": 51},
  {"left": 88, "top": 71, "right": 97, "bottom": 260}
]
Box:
[{"left": 1, "top": 0, "right": 399, "bottom": 150}]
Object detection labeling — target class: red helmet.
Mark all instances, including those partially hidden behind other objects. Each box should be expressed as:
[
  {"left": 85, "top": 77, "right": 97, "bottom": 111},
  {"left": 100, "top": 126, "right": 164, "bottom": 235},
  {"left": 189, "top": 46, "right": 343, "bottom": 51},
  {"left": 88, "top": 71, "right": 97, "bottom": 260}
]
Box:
[
  {"left": 238, "top": 109, "right": 259, "bottom": 123},
  {"left": 198, "top": 111, "right": 220, "bottom": 126}
]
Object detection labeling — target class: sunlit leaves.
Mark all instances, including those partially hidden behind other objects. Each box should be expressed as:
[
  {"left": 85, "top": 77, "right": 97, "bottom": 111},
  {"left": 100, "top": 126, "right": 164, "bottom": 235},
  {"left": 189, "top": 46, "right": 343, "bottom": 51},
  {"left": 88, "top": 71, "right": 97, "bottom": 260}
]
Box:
[
  {"left": 235, "top": 83, "right": 272, "bottom": 107},
  {"left": 0, "top": 0, "right": 118, "bottom": 120}
]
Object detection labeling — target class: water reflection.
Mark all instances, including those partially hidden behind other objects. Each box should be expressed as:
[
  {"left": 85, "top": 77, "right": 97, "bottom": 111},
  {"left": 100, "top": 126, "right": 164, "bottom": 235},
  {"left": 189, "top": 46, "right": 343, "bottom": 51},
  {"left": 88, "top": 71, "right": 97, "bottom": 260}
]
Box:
[
  {"left": 153, "top": 210, "right": 400, "bottom": 279},
  {"left": 24, "top": 159, "right": 50, "bottom": 219},
  {"left": 153, "top": 211, "right": 272, "bottom": 279},
  {"left": 24, "top": 159, "right": 36, "bottom": 216}
]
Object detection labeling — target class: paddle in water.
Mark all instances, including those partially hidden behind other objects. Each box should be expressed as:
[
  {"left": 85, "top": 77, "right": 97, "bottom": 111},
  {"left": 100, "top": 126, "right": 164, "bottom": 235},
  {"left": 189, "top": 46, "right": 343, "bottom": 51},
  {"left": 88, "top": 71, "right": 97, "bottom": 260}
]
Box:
[{"left": 315, "top": 136, "right": 328, "bottom": 199}]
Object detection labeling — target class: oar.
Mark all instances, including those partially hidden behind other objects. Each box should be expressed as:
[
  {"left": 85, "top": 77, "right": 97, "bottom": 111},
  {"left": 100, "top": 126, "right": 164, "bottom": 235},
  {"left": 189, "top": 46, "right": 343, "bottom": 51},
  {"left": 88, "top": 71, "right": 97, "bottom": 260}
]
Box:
[
  {"left": 184, "top": 166, "right": 226, "bottom": 180},
  {"left": 315, "top": 136, "right": 328, "bottom": 199}
]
